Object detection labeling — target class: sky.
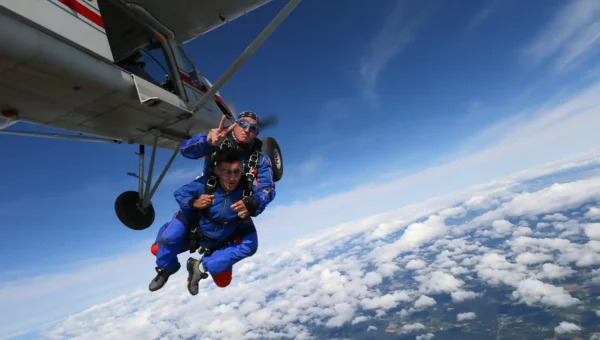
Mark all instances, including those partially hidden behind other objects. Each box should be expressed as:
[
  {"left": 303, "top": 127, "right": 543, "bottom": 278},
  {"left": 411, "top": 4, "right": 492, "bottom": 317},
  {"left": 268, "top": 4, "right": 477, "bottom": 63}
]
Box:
[{"left": 2, "top": 0, "right": 600, "bottom": 338}]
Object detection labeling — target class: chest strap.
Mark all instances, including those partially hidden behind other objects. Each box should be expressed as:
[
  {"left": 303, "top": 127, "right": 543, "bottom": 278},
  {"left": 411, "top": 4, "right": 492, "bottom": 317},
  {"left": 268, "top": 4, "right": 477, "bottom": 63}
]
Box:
[{"left": 188, "top": 174, "right": 240, "bottom": 254}]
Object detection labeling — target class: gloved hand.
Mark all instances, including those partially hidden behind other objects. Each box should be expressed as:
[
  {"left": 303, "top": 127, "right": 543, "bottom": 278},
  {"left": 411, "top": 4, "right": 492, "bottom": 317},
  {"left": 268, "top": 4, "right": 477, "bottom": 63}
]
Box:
[{"left": 242, "top": 196, "right": 259, "bottom": 216}]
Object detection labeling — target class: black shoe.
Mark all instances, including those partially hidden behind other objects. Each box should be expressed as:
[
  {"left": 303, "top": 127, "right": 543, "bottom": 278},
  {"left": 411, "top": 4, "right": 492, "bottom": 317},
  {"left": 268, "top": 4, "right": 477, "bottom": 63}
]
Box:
[
  {"left": 186, "top": 257, "right": 209, "bottom": 296},
  {"left": 149, "top": 262, "right": 181, "bottom": 292}
]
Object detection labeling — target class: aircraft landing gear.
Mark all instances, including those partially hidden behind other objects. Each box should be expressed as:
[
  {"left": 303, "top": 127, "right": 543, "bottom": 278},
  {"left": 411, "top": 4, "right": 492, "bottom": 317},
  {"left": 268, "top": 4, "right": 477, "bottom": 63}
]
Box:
[
  {"left": 115, "top": 130, "right": 178, "bottom": 231},
  {"left": 262, "top": 137, "right": 283, "bottom": 182},
  {"left": 115, "top": 190, "right": 155, "bottom": 231}
]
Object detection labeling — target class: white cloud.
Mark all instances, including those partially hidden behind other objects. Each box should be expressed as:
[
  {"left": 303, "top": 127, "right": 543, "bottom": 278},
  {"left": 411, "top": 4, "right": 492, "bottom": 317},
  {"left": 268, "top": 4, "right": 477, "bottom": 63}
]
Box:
[
  {"left": 361, "top": 290, "right": 413, "bottom": 311},
  {"left": 414, "top": 271, "right": 463, "bottom": 295},
  {"left": 515, "top": 252, "right": 553, "bottom": 266},
  {"left": 472, "top": 178, "right": 600, "bottom": 227},
  {"left": 522, "top": 0, "right": 600, "bottom": 73},
  {"left": 480, "top": 219, "right": 515, "bottom": 238},
  {"left": 513, "top": 226, "right": 533, "bottom": 237},
  {"left": 554, "top": 321, "right": 582, "bottom": 334},
  {"left": 416, "top": 334, "right": 435, "bottom": 340},
  {"left": 451, "top": 290, "right": 482, "bottom": 302},
  {"left": 584, "top": 206, "right": 600, "bottom": 219},
  {"left": 406, "top": 259, "right": 427, "bottom": 270},
  {"left": 351, "top": 315, "right": 371, "bottom": 325},
  {"left": 372, "top": 215, "right": 448, "bottom": 265},
  {"left": 533, "top": 263, "right": 575, "bottom": 280},
  {"left": 400, "top": 323, "right": 426, "bottom": 334},
  {"left": 457, "top": 312, "right": 476, "bottom": 322},
  {"left": 464, "top": 195, "right": 497, "bottom": 211},
  {"left": 450, "top": 266, "right": 469, "bottom": 276},
  {"left": 475, "top": 253, "right": 528, "bottom": 287},
  {"left": 536, "top": 222, "right": 551, "bottom": 229},
  {"left": 512, "top": 279, "right": 581, "bottom": 308},
  {"left": 414, "top": 295, "right": 436, "bottom": 309},
  {"left": 543, "top": 213, "right": 569, "bottom": 221},
  {"left": 585, "top": 223, "right": 600, "bottom": 240}
]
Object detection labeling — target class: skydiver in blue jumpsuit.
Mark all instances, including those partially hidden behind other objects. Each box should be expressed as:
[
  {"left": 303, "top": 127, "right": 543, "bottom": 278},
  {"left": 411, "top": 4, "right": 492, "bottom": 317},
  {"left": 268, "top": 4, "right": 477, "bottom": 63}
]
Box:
[
  {"left": 149, "top": 147, "right": 262, "bottom": 293},
  {"left": 149, "top": 111, "right": 276, "bottom": 294}
]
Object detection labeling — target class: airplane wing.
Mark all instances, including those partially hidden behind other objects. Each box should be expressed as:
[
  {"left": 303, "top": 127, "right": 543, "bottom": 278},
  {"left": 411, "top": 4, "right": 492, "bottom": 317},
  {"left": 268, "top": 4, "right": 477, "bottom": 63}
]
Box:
[{"left": 125, "top": 0, "right": 274, "bottom": 43}]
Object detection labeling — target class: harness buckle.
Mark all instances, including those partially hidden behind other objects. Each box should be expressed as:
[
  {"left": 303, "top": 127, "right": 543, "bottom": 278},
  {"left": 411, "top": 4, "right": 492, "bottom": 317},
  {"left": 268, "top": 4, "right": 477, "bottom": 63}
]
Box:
[
  {"left": 247, "top": 151, "right": 259, "bottom": 169},
  {"left": 206, "top": 175, "right": 217, "bottom": 192},
  {"left": 198, "top": 246, "right": 213, "bottom": 256}
]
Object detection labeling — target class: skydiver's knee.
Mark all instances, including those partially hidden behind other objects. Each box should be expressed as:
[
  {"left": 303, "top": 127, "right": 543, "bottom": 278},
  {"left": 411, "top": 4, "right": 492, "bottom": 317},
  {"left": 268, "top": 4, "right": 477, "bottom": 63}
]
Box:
[
  {"left": 213, "top": 271, "right": 232, "bottom": 288},
  {"left": 240, "top": 235, "right": 258, "bottom": 257}
]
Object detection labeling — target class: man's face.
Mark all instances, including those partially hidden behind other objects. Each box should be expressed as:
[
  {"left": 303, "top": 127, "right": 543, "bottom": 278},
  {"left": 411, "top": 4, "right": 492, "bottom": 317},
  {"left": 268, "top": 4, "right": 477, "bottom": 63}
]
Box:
[
  {"left": 216, "top": 161, "right": 243, "bottom": 191},
  {"left": 233, "top": 117, "right": 259, "bottom": 144}
]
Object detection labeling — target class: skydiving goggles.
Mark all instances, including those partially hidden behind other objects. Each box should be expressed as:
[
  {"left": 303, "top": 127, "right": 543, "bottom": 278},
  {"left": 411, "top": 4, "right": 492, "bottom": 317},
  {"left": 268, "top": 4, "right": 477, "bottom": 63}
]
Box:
[
  {"left": 236, "top": 119, "right": 259, "bottom": 134},
  {"left": 217, "top": 167, "right": 243, "bottom": 178}
]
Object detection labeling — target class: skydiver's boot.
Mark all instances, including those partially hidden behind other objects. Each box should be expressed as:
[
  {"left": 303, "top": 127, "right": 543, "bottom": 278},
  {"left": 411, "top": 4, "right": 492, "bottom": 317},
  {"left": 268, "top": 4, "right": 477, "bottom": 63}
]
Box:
[
  {"left": 186, "top": 257, "right": 209, "bottom": 296},
  {"left": 149, "top": 262, "right": 181, "bottom": 292}
]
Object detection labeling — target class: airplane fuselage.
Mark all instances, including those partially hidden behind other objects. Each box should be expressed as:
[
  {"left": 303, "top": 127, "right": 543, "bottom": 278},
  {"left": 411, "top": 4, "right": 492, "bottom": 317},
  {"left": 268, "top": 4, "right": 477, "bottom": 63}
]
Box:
[{"left": 0, "top": 0, "right": 251, "bottom": 148}]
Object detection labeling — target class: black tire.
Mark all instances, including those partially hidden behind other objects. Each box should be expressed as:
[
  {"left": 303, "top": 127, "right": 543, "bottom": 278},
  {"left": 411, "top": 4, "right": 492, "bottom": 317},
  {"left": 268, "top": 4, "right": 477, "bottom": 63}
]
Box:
[
  {"left": 115, "top": 190, "right": 155, "bottom": 231},
  {"left": 261, "top": 137, "right": 283, "bottom": 182}
]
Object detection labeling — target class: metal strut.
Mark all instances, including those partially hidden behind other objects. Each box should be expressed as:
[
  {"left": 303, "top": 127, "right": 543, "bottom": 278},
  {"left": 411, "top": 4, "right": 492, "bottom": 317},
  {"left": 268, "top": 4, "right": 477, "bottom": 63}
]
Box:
[
  {"left": 127, "top": 130, "right": 179, "bottom": 210},
  {"left": 189, "top": 0, "right": 301, "bottom": 123},
  {"left": 0, "top": 129, "right": 122, "bottom": 144}
]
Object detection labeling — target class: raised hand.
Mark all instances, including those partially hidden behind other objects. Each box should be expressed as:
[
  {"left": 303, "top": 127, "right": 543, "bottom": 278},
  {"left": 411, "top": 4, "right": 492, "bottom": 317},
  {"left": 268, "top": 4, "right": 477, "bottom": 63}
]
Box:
[{"left": 207, "top": 116, "right": 237, "bottom": 146}]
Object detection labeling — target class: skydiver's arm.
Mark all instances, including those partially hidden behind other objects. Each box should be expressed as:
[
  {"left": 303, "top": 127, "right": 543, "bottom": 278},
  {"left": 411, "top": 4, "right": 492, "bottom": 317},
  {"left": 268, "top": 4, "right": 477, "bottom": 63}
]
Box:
[
  {"left": 174, "top": 178, "right": 206, "bottom": 209},
  {"left": 179, "top": 134, "right": 217, "bottom": 159},
  {"left": 248, "top": 152, "right": 276, "bottom": 216}
]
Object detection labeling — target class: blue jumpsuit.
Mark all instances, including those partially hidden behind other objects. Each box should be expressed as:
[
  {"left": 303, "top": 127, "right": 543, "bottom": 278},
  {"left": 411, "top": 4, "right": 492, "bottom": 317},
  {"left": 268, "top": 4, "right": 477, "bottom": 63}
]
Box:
[
  {"left": 179, "top": 132, "right": 276, "bottom": 215},
  {"left": 151, "top": 176, "right": 261, "bottom": 287}
]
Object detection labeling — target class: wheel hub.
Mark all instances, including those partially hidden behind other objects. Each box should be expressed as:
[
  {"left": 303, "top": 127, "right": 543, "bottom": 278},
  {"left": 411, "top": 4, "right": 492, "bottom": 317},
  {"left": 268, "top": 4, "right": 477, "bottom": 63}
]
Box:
[{"left": 274, "top": 149, "right": 282, "bottom": 169}]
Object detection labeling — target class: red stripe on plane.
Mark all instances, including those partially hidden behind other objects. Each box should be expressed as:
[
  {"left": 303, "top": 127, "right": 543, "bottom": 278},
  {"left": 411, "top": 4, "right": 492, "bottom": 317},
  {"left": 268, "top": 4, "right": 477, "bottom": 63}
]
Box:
[
  {"left": 179, "top": 71, "right": 233, "bottom": 117},
  {"left": 57, "top": 0, "right": 105, "bottom": 28},
  {"left": 178, "top": 72, "right": 235, "bottom": 119},
  {"left": 179, "top": 72, "right": 208, "bottom": 93}
]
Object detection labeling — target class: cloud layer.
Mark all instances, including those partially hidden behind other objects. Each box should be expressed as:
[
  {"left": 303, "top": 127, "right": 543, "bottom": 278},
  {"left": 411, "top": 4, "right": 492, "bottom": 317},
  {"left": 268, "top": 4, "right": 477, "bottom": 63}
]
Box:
[{"left": 36, "top": 148, "right": 600, "bottom": 339}]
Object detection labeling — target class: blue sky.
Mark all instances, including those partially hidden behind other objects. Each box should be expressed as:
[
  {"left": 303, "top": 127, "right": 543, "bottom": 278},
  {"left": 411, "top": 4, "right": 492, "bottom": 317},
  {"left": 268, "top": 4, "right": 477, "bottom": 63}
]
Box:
[{"left": 2, "top": 0, "right": 600, "bottom": 338}]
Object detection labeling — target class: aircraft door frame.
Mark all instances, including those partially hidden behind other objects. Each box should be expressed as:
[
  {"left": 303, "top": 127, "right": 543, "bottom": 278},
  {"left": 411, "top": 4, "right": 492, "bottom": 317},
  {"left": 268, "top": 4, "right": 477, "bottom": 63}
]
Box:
[
  {"left": 147, "top": 33, "right": 188, "bottom": 101},
  {"left": 171, "top": 43, "right": 207, "bottom": 107}
]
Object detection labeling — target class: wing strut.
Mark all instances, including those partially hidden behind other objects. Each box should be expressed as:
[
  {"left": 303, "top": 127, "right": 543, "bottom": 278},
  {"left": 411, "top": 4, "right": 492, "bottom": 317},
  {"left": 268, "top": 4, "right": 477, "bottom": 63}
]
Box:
[
  {"left": 117, "top": 128, "right": 179, "bottom": 230},
  {"left": 0, "top": 129, "right": 122, "bottom": 144},
  {"left": 189, "top": 0, "right": 301, "bottom": 122}
]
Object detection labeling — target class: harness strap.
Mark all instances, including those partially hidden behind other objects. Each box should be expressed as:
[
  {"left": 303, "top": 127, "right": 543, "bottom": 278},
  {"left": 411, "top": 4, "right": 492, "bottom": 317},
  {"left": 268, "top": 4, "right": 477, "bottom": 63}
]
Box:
[
  {"left": 189, "top": 227, "right": 237, "bottom": 256},
  {"left": 243, "top": 148, "right": 261, "bottom": 198}
]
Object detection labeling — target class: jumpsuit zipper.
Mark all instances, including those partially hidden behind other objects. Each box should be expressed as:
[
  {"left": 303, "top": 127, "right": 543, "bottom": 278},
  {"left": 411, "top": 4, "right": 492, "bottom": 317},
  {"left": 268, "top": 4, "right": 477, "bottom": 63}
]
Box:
[{"left": 212, "top": 193, "right": 228, "bottom": 239}]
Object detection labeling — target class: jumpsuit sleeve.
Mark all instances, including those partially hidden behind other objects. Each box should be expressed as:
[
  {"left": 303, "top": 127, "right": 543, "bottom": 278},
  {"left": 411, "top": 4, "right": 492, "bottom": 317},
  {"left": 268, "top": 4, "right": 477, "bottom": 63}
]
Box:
[
  {"left": 174, "top": 178, "right": 206, "bottom": 209},
  {"left": 179, "top": 133, "right": 217, "bottom": 159},
  {"left": 250, "top": 151, "right": 276, "bottom": 216}
]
